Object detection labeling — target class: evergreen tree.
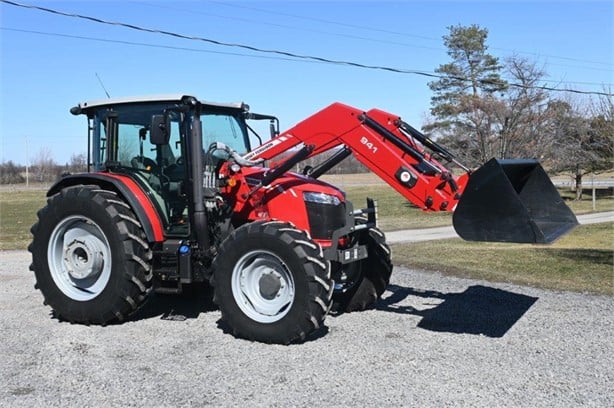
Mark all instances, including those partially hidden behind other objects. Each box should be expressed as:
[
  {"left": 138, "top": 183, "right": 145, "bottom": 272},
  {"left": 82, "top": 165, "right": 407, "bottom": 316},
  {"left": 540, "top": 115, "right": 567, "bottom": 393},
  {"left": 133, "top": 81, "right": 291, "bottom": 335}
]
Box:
[{"left": 425, "top": 24, "right": 507, "bottom": 165}]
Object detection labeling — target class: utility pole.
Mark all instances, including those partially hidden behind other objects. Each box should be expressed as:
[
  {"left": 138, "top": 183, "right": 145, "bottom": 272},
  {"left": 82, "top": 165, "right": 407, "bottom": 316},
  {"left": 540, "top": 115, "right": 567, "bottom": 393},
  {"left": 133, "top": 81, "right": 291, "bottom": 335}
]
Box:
[
  {"left": 591, "top": 173, "right": 597, "bottom": 211},
  {"left": 25, "top": 136, "right": 29, "bottom": 187}
]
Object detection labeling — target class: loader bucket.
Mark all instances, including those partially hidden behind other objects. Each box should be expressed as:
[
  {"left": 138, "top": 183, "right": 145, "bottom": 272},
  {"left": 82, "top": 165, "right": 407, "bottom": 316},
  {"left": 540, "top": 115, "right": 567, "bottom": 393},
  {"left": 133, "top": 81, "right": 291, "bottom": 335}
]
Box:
[{"left": 453, "top": 158, "right": 578, "bottom": 244}]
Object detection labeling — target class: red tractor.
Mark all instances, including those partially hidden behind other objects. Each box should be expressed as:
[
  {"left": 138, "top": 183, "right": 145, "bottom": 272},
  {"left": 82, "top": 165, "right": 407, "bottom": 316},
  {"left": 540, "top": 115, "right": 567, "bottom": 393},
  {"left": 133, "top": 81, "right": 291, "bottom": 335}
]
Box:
[{"left": 29, "top": 95, "right": 577, "bottom": 343}]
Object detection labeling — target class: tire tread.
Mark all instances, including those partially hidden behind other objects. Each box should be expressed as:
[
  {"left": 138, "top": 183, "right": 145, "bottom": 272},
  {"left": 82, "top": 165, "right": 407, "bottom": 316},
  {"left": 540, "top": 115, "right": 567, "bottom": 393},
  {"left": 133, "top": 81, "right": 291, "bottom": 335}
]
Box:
[
  {"left": 212, "top": 221, "right": 333, "bottom": 344},
  {"left": 29, "top": 185, "right": 153, "bottom": 325}
]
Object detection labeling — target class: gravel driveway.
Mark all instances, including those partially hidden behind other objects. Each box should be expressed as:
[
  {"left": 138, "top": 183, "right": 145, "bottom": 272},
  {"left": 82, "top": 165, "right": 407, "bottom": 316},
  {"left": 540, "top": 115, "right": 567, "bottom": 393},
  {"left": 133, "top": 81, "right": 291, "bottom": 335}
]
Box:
[{"left": 1, "top": 250, "right": 612, "bottom": 407}]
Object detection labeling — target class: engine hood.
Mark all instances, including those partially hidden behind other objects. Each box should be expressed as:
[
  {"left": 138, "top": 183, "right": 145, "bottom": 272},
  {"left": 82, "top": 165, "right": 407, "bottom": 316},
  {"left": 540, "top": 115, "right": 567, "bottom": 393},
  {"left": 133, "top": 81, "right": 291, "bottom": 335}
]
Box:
[{"left": 241, "top": 167, "right": 346, "bottom": 202}]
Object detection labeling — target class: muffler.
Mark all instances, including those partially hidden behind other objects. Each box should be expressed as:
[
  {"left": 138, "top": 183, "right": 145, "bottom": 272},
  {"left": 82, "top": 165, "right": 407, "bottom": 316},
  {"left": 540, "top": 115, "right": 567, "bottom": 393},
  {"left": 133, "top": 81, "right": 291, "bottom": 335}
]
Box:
[{"left": 453, "top": 158, "right": 578, "bottom": 244}]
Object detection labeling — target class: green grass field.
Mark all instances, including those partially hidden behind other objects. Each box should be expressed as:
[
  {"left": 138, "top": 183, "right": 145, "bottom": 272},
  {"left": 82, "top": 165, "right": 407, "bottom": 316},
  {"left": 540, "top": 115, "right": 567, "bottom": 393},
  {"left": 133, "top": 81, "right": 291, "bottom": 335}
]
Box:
[
  {"left": 343, "top": 184, "right": 453, "bottom": 230},
  {"left": 0, "top": 189, "right": 47, "bottom": 251},
  {"left": 1, "top": 179, "right": 612, "bottom": 295},
  {"left": 391, "top": 222, "right": 613, "bottom": 295}
]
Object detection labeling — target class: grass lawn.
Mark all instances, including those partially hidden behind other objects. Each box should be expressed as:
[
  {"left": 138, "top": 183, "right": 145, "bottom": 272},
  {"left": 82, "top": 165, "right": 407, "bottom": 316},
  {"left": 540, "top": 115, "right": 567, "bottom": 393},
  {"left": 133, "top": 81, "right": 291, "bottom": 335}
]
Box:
[
  {"left": 391, "top": 222, "right": 613, "bottom": 296},
  {"left": 0, "top": 189, "right": 47, "bottom": 251},
  {"left": 344, "top": 184, "right": 452, "bottom": 230}
]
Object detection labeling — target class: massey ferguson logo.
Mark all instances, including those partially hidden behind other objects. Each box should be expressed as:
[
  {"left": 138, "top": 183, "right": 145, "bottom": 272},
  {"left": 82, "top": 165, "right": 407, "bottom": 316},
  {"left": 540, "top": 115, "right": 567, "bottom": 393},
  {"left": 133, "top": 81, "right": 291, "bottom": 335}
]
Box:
[{"left": 243, "top": 136, "right": 289, "bottom": 160}]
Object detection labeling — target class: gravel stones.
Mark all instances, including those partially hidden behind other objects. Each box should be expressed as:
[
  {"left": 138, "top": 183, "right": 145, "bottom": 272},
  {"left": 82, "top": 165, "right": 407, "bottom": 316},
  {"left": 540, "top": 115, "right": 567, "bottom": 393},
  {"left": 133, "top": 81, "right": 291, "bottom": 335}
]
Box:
[{"left": 1, "top": 250, "right": 612, "bottom": 407}]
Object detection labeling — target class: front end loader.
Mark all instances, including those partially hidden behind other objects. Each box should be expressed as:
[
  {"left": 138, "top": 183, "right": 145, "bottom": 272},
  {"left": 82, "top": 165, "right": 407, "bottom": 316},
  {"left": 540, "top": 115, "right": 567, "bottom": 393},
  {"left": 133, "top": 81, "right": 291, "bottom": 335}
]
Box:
[{"left": 29, "top": 95, "right": 577, "bottom": 344}]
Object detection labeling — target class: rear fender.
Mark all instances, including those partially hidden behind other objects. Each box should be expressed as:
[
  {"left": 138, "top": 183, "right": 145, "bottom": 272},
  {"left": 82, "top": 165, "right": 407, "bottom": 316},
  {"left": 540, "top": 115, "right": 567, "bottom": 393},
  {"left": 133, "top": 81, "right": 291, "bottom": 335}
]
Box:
[{"left": 48, "top": 173, "right": 165, "bottom": 243}]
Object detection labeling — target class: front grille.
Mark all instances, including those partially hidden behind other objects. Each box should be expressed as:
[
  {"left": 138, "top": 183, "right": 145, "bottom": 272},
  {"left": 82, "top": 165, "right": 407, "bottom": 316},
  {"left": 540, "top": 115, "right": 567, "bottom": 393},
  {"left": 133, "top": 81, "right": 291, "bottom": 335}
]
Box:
[{"left": 306, "top": 202, "right": 346, "bottom": 240}]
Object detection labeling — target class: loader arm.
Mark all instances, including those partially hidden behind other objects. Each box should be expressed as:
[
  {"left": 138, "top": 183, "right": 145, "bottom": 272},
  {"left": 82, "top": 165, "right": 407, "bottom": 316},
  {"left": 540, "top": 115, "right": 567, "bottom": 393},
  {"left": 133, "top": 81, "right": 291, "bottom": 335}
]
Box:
[
  {"left": 243, "top": 102, "right": 578, "bottom": 243},
  {"left": 244, "top": 102, "right": 468, "bottom": 211}
]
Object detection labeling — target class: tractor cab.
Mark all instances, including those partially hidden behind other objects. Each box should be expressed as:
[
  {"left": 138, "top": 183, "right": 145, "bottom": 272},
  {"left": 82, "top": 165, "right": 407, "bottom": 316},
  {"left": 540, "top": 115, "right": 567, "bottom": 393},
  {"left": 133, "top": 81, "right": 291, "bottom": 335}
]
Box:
[{"left": 70, "top": 94, "right": 274, "bottom": 237}]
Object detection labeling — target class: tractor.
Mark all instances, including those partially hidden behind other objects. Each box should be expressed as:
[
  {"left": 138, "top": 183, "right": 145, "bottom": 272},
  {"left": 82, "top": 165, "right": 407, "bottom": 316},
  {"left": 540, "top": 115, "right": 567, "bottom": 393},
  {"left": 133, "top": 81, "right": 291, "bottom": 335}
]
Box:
[{"left": 29, "top": 94, "right": 577, "bottom": 344}]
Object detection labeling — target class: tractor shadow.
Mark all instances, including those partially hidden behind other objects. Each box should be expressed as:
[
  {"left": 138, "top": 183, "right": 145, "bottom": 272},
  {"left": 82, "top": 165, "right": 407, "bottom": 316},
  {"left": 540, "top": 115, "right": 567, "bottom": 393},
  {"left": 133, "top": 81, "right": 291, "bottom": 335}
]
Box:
[
  {"left": 130, "top": 285, "right": 331, "bottom": 343},
  {"left": 132, "top": 283, "right": 218, "bottom": 322},
  {"left": 129, "top": 283, "right": 537, "bottom": 340},
  {"left": 376, "top": 284, "right": 538, "bottom": 338}
]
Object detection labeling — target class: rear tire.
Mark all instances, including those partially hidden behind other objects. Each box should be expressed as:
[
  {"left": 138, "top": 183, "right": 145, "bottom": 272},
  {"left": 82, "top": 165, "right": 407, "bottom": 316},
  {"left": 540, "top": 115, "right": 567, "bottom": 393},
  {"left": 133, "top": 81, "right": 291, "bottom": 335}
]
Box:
[
  {"left": 332, "top": 225, "right": 392, "bottom": 313},
  {"left": 28, "top": 185, "right": 153, "bottom": 324},
  {"left": 211, "top": 221, "right": 333, "bottom": 344}
]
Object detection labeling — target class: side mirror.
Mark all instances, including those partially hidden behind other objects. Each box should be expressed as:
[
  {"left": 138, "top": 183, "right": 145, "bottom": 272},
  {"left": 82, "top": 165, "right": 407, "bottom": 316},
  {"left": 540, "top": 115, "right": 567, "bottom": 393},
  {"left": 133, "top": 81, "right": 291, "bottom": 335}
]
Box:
[
  {"left": 150, "top": 114, "right": 170, "bottom": 145},
  {"left": 269, "top": 120, "right": 277, "bottom": 139}
]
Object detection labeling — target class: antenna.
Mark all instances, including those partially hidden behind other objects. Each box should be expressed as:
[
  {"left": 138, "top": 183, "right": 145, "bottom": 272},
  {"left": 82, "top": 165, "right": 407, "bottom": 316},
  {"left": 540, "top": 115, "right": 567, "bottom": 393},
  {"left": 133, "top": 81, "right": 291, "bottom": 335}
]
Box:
[{"left": 95, "top": 72, "right": 111, "bottom": 98}]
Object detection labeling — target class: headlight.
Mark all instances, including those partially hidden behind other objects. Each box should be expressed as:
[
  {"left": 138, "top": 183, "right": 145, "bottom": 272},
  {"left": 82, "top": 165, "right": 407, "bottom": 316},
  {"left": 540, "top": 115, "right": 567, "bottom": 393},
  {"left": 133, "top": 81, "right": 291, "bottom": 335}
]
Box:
[{"left": 303, "top": 191, "right": 341, "bottom": 206}]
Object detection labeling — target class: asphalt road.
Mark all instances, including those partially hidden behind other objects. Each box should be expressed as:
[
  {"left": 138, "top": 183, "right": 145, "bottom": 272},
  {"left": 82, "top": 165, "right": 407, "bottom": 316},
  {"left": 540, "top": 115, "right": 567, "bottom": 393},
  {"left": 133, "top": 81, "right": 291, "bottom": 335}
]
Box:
[
  {"left": 387, "top": 211, "right": 614, "bottom": 244},
  {"left": 1, "top": 249, "right": 612, "bottom": 407}
]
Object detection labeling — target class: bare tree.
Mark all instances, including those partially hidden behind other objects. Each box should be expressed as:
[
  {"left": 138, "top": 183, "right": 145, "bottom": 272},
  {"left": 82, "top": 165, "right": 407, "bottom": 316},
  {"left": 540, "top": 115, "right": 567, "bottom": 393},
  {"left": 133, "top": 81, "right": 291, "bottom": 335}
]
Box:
[
  {"left": 543, "top": 97, "right": 612, "bottom": 200},
  {"left": 588, "top": 90, "right": 614, "bottom": 169},
  {"left": 426, "top": 56, "right": 554, "bottom": 166},
  {"left": 31, "top": 147, "right": 58, "bottom": 183},
  {"left": 494, "top": 56, "right": 551, "bottom": 159},
  {"left": 66, "top": 153, "right": 88, "bottom": 174}
]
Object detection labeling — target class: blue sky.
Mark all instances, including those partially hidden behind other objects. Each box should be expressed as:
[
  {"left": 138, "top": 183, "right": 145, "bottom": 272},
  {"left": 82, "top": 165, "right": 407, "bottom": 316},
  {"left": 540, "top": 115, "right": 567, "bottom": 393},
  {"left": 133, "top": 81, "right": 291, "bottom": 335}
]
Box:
[{"left": 1, "top": 0, "right": 612, "bottom": 165}]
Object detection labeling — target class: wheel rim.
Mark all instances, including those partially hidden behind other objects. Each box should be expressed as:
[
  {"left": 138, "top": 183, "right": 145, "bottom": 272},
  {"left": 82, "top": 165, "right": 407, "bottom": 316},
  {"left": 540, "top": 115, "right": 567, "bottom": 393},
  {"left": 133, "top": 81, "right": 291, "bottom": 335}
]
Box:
[
  {"left": 47, "top": 215, "right": 112, "bottom": 301},
  {"left": 231, "top": 250, "right": 295, "bottom": 324}
]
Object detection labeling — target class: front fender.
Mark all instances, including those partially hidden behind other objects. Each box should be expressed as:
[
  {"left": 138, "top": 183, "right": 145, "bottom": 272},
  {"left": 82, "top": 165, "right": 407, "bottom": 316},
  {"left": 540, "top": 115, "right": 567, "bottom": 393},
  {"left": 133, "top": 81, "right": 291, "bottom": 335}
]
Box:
[{"left": 48, "top": 173, "right": 165, "bottom": 243}]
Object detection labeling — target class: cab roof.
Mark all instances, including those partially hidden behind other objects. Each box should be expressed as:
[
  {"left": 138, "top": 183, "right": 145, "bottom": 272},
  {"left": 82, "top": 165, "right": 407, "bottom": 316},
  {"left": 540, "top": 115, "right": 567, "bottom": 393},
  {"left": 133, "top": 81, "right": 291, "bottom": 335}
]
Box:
[{"left": 71, "top": 94, "right": 246, "bottom": 115}]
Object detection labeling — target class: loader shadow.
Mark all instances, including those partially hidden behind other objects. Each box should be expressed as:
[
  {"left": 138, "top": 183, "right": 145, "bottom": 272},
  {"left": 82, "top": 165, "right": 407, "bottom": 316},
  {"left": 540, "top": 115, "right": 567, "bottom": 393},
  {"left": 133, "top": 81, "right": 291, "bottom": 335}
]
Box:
[
  {"left": 376, "top": 284, "right": 538, "bottom": 338},
  {"left": 131, "top": 284, "right": 218, "bottom": 322}
]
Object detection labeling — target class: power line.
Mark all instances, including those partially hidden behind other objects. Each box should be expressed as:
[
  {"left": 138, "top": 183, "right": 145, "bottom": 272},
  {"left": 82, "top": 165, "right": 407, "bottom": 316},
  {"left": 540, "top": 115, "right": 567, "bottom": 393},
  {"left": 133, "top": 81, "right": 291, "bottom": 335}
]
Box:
[
  {"left": 1, "top": 0, "right": 612, "bottom": 97},
  {"left": 3, "top": 26, "right": 611, "bottom": 90},
  {"left": 0, "top": 0, "right": 451, "bottom": 77},
  {"left": 127, "top": 0, "right": 445, "bottom": 53},
  {"left": 208, "top": 0, "right": 614, "bottom": 68},
  {"left": 3, "top": 26, "right": 608, "bottom": 91},
  {"left": 208, "top": 0, "right": 441, "bottom": 43},
  {"left": 0, "top": 27, "right": 320, "bottom": 63},
  {"left": 134, "top": 0, "right": 614, "bottom": 72},
  {"left": 541, "top": 61, "right": 614, "bottom": 73}
]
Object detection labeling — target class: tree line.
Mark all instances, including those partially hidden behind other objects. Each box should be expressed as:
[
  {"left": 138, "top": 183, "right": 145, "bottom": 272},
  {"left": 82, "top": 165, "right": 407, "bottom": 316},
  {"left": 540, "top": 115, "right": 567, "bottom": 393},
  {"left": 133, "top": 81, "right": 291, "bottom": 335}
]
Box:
[
  {"left": 0, "top": 152, "right": 87, "bottom": 184},
  {"left": 423, "top": 24, "right": 612, "bottom": 199}
]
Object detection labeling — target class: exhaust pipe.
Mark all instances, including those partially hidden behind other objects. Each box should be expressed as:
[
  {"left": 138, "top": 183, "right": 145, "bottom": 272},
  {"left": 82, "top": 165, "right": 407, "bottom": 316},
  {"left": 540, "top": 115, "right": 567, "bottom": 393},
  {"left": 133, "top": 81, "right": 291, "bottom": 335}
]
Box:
[{"left": 453, "top": 158, "right": 578, "bottom": 244}]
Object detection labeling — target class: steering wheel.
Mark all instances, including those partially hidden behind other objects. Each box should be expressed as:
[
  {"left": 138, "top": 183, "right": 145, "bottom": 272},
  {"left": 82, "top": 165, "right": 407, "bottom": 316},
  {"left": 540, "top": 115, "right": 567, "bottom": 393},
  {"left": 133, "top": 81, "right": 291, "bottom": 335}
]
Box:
[
  {"left": 162, "top": 157, "right": 186, "bottom": 182},
  {"left": 131, "top": 156, "right": 158, "bottom": 172}
]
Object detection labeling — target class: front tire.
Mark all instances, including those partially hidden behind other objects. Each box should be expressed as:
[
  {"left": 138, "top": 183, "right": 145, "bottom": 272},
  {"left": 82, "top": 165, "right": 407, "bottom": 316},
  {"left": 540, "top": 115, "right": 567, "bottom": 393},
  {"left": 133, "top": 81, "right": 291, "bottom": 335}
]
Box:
[
  {"left": 29, "top": 185, "right": 153, "bottom": 324},
  {"left": 332, "top": 225, "right": 392, "bottom": 313},
  {"left": 211, "top": 221, "right": 333, "bottom": 344}
]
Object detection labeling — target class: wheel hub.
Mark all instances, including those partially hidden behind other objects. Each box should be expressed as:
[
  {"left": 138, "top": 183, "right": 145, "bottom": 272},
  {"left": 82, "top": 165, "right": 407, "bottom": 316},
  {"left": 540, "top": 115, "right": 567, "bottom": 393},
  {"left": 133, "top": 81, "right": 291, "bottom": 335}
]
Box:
[
  {"left": 259, "top": 271, "right": 282, "bottom": 300},
  {"left": 47, "top": 215, "right": 113, "bottom": 301},
  {"left": 232, "top": 250, "right": 295, "bottom": 323},
  {"left": 63, "top": 236, "right": 106, "bottom": 280}
]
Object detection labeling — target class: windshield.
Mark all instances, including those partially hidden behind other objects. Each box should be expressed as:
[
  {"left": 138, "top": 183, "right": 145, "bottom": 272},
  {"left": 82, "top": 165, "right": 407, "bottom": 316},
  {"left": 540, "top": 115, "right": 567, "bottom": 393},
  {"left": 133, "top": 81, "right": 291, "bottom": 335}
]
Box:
[{"left": 201, "top": 112, "right": 250, "bottom": 153}]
